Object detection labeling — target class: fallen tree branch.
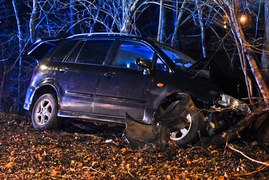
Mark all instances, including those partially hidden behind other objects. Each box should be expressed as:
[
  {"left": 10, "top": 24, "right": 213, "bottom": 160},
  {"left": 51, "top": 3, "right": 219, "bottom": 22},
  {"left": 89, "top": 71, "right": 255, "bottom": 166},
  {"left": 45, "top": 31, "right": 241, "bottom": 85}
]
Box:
[{"left": 199, "top": 106, "right": 267, "bottom": 147}]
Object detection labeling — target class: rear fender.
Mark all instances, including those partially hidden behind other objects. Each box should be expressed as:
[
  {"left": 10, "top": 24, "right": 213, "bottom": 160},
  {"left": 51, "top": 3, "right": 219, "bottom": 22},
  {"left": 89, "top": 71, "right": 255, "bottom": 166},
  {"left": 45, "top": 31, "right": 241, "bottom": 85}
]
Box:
[{"left": 29, "top": 78, "right": 63, "bottom": 110}]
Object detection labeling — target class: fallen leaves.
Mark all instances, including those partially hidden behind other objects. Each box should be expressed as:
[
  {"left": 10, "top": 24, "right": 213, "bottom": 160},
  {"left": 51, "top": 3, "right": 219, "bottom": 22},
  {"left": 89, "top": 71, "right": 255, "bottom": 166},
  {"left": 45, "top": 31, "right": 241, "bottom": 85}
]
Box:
[
  {"left": 0, "top": 113, "right": 269, "bottom": 179},
  {"left": 5, "top": 162, "right": 14, "bottom": 169},
  {"left": 121, "top": 147, "right": 127, "bottom": 153}
]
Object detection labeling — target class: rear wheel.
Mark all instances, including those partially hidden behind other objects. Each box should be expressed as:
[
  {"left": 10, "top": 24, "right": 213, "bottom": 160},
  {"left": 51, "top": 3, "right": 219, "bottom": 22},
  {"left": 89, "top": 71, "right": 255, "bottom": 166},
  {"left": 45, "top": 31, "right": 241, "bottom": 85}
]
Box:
[{"left": 31, "top": 93, "right": 59, "bottom": 130}]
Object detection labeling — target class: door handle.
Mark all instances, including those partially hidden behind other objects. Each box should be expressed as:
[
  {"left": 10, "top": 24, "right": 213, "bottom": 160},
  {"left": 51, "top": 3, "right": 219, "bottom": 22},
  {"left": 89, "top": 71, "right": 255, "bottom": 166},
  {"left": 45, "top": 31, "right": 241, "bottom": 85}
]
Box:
[
  {"left": 104, "top": 72, "right": 116, "bottom": 78},
  {"left": 59, "top": 67, "right": 68, "bottom": 74}
]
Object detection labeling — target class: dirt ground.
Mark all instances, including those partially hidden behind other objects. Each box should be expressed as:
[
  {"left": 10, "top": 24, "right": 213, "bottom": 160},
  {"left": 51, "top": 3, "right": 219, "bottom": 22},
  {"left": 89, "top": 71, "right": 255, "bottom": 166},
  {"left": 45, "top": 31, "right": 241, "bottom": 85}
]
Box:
[{"left": 0, "top": 113, "right": 268, "bottom": 179}]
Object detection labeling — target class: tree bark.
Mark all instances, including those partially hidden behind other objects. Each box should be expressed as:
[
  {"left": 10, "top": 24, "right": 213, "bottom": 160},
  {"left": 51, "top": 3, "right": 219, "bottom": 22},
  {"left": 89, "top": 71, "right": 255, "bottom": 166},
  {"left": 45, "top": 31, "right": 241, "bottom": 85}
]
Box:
[
  {"left": 171, "top": 0, "right": 186, "bottom": 48},
  {"left": 226, "top": 0, "right": 269, "bottom": 106},
  {"left": 120, "top": 0, "right": 139, "bottom": 34},
  {"left": 29, "top": 0, "right": 37, "bottom": 42},
  {"left": 12, "top": 0, "right": 23, "bottom": 112},
  {"left": 261, "top": 2, "right": 269, "bottom": 83},
  {"left": 196, "top": 0, "right": 206, "bottom": 58},
  {"left": 70, "top": 0, "right": 75, "bottom": 34},
  {"left": 157, "top": 0, "right": 163, "bottom": 42},
  {"left": 246, "top": 50, "right": 269, "bottom": 106}
]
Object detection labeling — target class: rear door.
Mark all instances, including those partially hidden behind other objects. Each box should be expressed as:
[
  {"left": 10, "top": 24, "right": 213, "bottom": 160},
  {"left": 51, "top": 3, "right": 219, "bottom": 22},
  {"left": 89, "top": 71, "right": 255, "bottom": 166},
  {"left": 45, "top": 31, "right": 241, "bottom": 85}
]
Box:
[
  {"left": 51, "top": 39, "right": 114, "bottom": 114},
  {"left": 94, "top": 40, "right": 155, "bottom": 121}
]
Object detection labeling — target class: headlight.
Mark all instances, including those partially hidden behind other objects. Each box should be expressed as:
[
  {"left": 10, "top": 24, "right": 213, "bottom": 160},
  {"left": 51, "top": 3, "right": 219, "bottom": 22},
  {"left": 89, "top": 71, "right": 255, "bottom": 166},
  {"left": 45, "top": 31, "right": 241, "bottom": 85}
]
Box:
[{"left": 218, "top": 94, "right": 251, "bottom": 114}]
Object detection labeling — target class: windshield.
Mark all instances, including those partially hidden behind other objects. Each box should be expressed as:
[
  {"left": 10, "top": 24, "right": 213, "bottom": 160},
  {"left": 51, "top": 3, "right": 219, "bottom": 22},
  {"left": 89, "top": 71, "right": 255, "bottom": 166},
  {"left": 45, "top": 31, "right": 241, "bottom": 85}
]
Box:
[{"left": 155, "top": 43, "right": 196, "bottom": 70}]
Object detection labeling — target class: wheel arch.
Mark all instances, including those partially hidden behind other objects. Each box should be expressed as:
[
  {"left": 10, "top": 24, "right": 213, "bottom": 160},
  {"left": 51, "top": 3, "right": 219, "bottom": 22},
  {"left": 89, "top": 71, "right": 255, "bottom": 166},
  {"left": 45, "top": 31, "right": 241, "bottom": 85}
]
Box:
[
  {"left": 151, "top": 92, "right": 205, "bottom": 122},
  {"left": 30, "top": 83, "right": 61, "bottom": 111},
  {"left": 153, "top": 92, "right": 206, "bottom": 146},
  {"left": 154, "top": 93, "right": 189, "bottom": 114}
]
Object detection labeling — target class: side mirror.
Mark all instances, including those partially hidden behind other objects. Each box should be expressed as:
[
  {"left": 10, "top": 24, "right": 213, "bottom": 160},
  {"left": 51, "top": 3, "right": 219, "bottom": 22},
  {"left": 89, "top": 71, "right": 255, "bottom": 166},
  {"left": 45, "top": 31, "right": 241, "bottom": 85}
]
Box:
[{"left": 135, "top": 58, "right": 152, "bottom": 75}]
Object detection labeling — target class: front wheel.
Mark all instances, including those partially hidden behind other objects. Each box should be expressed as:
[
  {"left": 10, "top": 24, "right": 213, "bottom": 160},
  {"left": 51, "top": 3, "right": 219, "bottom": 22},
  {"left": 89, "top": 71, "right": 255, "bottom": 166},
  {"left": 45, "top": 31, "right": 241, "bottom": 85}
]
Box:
[
  {"left": 31, "top": 93, "right": 59, "bottom": 130},
  {"left": 169, "top": 109, "right": 205, "bottom": 146},
  {"left": 156, "top": 93, "right": 205, "bottom": 146}
]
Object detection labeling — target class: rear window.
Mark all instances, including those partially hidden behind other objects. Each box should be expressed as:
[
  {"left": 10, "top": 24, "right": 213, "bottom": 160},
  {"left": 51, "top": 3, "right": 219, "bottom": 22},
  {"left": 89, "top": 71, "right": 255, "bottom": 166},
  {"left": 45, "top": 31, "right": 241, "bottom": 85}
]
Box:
[{"left": 27, "top": 42, "right": 56, "bottom": 60}]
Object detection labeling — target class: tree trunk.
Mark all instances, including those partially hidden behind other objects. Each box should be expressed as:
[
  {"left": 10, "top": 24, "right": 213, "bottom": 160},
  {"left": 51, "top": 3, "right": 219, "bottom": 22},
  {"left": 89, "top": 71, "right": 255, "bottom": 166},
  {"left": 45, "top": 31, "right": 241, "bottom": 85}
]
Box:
[
  {"left": 0, "top": 62, "right": 6, "bottom": 107},
  {"left": 12, "top": 0, "right": 23, "bottom": 112},
  {"left": 160, "top": 0, "right": 166, "bottom": 42},
  {"left": 121, "top": 0, "right": 128, "bottom": 33},
  {"left": 196, "top": 0, "right": 206, "bottom": 58},
  {"left": 70, "top": 0, "right": 75, "bottom": 34},
  {"left": 261, "top": 2, "right": 269, "bottom": 84},
  {"left": 29, "top": 0, "right": 37, "bottom": 42},
  {"left": 230, "top": 2, "right": 269, "bottom": 106},
  {"left": 120, "top": 0, "right": 139, "bottom": 34},
  {"left": 171, "top": 0, "right": 186, "bottom": 48},
  {"left": 246, "top": 50, "right": 269, "bottom": 106},
  {"left": 157, "top": 0, "right": 163, "bottom": 42}
]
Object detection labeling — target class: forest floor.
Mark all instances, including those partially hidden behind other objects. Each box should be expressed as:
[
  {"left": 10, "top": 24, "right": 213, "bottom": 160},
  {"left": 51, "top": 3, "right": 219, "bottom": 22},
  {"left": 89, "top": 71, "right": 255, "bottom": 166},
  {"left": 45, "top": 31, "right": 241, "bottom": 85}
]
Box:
[{"left": 0, "top": 112, "right": 269, "bottom": 179}]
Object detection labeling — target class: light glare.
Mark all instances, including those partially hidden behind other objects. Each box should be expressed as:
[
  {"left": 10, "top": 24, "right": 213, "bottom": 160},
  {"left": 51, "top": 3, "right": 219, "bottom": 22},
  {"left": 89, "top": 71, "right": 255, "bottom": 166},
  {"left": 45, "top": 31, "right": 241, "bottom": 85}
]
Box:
[{"left": 240, "top": 15, "right": 248, "bottom": 25}]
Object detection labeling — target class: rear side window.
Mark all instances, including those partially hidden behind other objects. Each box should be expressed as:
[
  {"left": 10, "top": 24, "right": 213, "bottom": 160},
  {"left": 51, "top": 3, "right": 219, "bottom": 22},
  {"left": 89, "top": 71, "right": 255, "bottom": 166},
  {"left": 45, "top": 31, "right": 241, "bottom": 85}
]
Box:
[
  {"left": 50, "top": 40, "right": 78, "bottom": 62},
  {"left": 75, "top": 40, "right": 113, "bottom": 65},
  {"left": 65, "top": 42, "right": 84, "bottom": 63}
]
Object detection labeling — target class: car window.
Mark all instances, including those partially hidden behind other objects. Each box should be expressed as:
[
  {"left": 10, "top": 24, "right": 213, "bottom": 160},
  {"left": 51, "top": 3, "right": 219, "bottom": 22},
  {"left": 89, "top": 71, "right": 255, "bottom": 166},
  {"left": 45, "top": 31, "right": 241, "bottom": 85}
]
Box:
[
  {"left": 155, "top": 57, "right": 168, "bottom": 71},
  {"left": 155, "top": 42, "right": 196, "bottom": 70},
  {"left": 162, "top": 49, "right": 193, "bottom": 68},
  {"left": 27, "top": 42, "right": 56, "bottom": 60},
  {"left": 65, "top": 42, "right": 84, "bottom": 63},
  {"left": 76, "top": 40, "right": 113, "bottom": 65},
  {"left": 113, "top": 41, "right": 154, "bottom": 70},
  {"left": 50, "top": 40, "right": 78, "bottom": 62}
]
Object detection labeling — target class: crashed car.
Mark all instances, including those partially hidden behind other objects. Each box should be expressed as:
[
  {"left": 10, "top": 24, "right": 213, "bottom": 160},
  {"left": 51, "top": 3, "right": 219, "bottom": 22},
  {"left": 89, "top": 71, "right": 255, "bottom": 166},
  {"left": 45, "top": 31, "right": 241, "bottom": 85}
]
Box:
[{"left": 23, "top": 33, "right": 251, "bottom": 147}]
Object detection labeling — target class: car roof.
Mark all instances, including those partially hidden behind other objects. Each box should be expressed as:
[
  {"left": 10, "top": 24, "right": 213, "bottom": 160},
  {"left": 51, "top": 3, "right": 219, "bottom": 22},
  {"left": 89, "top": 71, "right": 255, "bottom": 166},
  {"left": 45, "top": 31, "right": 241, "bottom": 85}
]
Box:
[{"left": 66, "top": 32, "right": 139, "bottom": 39}]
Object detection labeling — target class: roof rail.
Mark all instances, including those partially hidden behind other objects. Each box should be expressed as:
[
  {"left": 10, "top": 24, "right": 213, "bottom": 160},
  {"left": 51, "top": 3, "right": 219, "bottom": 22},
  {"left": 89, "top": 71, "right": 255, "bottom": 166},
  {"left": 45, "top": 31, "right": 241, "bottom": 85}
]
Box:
[{"left": 66, "top": 32, "right": 137, "bottom": 39}]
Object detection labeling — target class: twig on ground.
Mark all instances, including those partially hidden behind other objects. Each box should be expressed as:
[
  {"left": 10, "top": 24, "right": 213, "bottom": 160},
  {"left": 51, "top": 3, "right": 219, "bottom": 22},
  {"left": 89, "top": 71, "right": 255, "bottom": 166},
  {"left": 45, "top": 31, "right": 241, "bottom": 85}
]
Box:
[
  {"left": 228, "top": 144, "right": 269, "bottom": 177},
  {"left": 126, "top": 164, "right": 137, "bottom": 179},
  {"left": 228, "top": 144, "right": 269, "bottom": 166},
  {"left": 234, "top": 165, "right": 268, "bottom": 177},
  {"left": 82, "top": 166, "right": 106, "bottom": 176}
]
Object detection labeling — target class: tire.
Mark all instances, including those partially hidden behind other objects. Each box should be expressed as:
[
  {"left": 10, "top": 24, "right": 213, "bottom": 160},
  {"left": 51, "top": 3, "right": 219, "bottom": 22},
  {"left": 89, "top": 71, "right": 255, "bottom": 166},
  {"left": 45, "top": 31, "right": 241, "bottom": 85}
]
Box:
[
  {"left": 169, "top": 109, "right": 205, "bottom": 146},
  {"left": 156, "top": 93, "right": 205, "bottom": 146},
  {"left": 31, "top": 93, "right": 59, "bottom": 130}
]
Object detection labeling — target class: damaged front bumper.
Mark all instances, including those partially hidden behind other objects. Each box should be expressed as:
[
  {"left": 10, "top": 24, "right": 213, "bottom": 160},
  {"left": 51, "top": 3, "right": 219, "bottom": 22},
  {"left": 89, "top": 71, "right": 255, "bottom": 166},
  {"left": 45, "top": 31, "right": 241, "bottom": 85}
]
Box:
[
  {"left": 123, "top": 93, "right": 252, "bottom": 150},
  {"left": 206, "top": 94, "right": 251, "bottom": 136}
]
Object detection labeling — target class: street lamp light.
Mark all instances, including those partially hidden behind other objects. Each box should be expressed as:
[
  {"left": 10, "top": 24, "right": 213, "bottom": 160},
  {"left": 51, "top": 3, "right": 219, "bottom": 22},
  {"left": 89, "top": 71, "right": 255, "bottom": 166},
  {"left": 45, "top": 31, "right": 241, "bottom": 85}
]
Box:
[{"left": 240, "top": 14, "right": 248, "bottom": 26}]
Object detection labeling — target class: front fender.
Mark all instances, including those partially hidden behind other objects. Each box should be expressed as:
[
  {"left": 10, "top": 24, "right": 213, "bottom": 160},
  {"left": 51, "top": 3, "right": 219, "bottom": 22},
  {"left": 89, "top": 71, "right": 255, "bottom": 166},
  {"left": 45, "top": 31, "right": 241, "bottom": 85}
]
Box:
[{"left": 143, "top": 89, "right": 199, "bottom": 124}]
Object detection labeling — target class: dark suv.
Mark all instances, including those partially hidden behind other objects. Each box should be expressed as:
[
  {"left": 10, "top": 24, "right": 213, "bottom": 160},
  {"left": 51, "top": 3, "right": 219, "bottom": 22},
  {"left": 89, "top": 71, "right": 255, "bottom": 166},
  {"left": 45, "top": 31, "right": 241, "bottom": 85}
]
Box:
[{"left": 24, "top": 33, "right": 250, "bottom": 146}]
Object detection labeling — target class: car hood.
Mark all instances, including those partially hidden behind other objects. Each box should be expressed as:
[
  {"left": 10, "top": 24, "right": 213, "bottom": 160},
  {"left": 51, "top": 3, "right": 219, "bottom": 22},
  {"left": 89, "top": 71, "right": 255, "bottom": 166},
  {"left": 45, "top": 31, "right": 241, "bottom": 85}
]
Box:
[
  {"left": 150, "top": 68, "right": 224, "bottom": 107},
  {"left": 177, "top": 70, "right": 223, "bottom": 104}
]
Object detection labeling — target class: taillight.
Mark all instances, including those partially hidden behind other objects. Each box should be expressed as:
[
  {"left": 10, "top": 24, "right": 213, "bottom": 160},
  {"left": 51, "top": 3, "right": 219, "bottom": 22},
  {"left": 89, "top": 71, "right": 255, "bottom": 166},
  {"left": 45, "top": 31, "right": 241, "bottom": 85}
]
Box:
[{"left": 30, "top": 66, "right": 37, "bottom": 85}]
